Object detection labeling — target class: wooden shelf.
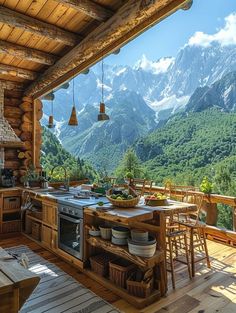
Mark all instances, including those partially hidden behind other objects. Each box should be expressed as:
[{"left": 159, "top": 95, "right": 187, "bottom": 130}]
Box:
[
  {"left": 3, "top": 209, "right": 21, "bottom": 213},
  {"left": 85, "top": 269, "right": 160, "bottom": 309},
  {"left": 86, "top": 236, "right": 164, "bottom": 269},
  {"left": 26, "top": 214, "right": 42, "bottom": 223},
  {"left": 26, "top": 214, "right": 57, "bottom": 230}
]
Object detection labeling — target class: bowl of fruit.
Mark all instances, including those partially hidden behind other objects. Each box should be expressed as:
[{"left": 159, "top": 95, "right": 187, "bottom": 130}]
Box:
[
  {"left": 145, "top": 193, "right": 168, "bottom": 206},
  {"left": 106, "top": 188, "right": 140, "bottom": 208}
]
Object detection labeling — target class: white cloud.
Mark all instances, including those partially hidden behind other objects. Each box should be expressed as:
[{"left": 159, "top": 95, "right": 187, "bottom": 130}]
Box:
[
  {"left": 188, "top": 12, "right": 236, "bottom": 47},
  {"left": 134, "top": 54, "right": 175, "bottom": 74}
]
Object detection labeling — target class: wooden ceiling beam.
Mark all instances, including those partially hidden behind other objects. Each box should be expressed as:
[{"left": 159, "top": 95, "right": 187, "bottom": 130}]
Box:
[
  {"left": 0, "top": 79, "right": 24, "bottom": 90},
  {"left": 0, "top": 6, "right": 79, "bottom": 46},
  {"left": 0, "top": 40, "right": 57, "bottom": 65},
  {"left": 55, "top": 0, "right": 113, "bottom": 21},
  {"left": 0, "top": 64, "right": 38, "bottom": 80},
  {"left": 25, "top": 0, "right": 193, "bottom": 98}
]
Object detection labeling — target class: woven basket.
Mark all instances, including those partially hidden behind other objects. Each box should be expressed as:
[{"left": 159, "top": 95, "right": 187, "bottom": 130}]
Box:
[
  {"left": 127, "top": 275, "right": 154, "bottom": 298},
  {"left": 109, "top": 259, "right": 135, "bottom": 289},
  {"left": 90, "top": 253, "right": 116, "bottom": 277},
  {"left": 145, "top": 197, "right": 168, "bottom": 207},
  {"left": 106, "top": 189, "right": 140, "bottom": 208}
]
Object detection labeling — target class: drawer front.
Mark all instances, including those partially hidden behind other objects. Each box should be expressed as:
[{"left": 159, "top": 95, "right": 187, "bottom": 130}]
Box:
[{"left": 3, "top": 196, "right": 21, "bottom": 211}]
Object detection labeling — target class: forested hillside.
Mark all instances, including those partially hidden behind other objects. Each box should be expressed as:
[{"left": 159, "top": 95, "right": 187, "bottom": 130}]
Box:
[
  {"left": 135, "top": 108, "right": 236, "bottom": 186},
  {"left": 41, "top": 127, "right": 98, "bottom": 181}
]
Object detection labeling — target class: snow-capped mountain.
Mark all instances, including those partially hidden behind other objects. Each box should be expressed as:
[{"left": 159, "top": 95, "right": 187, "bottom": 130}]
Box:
[{"left": 42, "top": 35, "right": 236, "bottom": 170}]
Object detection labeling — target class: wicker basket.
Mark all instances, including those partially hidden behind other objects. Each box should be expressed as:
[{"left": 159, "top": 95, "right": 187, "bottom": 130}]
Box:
[
  {"left": 109, "top": 259, "right": 136, "bottom": 289},
  {"left": 3, "top": 197, "right": 21, "bottom": 211},
  {"left": 31, "top": 221, "right": 41, "bottom": 241},
  {"left": 127, "top": 274, "right": 154, "bottom": 298},
  {"left": 106, "top": 189, "right": 140, "bottom": 208},
  {"left": 145, "top": 197, "right": 168, "bottom": 207},
  {"left": 90, "top": 253, "right": 116, "bottom": 277}
]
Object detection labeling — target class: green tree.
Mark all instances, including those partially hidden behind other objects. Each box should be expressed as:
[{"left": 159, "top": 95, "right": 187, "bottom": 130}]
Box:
[{"left": 115, "top": 148, "right": 144, "bottom": 181}]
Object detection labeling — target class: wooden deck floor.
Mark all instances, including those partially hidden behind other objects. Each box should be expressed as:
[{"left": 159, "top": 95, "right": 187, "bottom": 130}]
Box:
[{"left": 0, "top": 235, "right": 235, "bottom": 313}]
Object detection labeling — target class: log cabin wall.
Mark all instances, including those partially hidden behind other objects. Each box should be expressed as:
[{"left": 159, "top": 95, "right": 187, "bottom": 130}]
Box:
[{"left": 3, "top": 88, "right": 42, "bottom": 182}]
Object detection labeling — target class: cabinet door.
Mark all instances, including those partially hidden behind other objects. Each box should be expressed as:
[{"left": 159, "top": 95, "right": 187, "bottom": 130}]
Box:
[
  {"left": 51, "top": 229, "right": 58, "bottom": 251},
  {"left": 42, "top": 203, "right": 57, "bottom": 228},
  {"left": 41, "top": 225, "right": 52, "bottom": 248}
]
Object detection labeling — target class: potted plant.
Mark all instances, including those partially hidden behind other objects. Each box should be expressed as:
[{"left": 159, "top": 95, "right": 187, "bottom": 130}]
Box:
[
  {"left": 200, "top": 176, "right": 213, "bottom": 194},
  {"left": 20, "top": 164, "right": 40, "bottom": 188}
]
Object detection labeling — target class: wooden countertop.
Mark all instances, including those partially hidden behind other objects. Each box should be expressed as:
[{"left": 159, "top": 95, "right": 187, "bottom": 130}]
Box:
[
  {"left": 0, "top": 247, "right": 40, "bottom": 312},
  {"left": 85, "top": 199, "right": 197, "bottom": 223}
]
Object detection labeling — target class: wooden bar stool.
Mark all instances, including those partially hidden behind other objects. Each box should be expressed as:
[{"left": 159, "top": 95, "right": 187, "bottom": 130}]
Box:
[
  {"left": 177, "top": 193, "right": 211, "bottom": 277},
  {"left": 166, "top": 228, "right": 191, "bottom": 289},
  {"left": 166, "top": 212, "right": 191, "bottom": 289}
]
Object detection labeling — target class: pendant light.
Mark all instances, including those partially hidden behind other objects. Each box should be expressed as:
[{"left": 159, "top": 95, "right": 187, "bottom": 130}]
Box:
[
  {"left": 98, "top": 59, "right": 109, "bottom": 121},
  {"left": 68, "top": 78, "right": 78, "bottom": 126},
  {"left": 47, "top": 94, "right": 55, "bottom": 129}
]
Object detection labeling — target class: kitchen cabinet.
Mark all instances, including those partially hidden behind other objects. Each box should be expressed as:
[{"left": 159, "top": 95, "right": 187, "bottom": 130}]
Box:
[
  {"left": 0, "top": 188, "right": 22, "bottom": 234},
  {"left": 42, "top": 202, "right": 57, "bottom": 229}
]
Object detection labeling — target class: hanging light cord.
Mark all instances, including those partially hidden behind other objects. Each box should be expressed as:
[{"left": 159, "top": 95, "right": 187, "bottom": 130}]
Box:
[
  {"left": 101, "top": 59, "right": 104, "bottom": 103},
  {"left": 51, "top": 98, "right": 54, "bottom": 116},
  {"left": 73, "top": 78, "right": 76, "bottom": 107}
]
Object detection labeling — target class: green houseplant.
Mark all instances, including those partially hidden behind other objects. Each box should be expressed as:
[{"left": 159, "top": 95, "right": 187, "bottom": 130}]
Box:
[{"left": 200, "top": 176, "right": 213, "bottom": 194}]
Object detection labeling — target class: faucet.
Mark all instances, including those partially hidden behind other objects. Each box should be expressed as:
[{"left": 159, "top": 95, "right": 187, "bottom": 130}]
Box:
[{"left": 51, "top": 165, "right": 70, "bottom": 191}]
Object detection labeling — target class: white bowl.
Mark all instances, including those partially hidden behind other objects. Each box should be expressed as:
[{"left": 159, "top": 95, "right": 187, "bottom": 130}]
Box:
[
  {"left": 112, "top": 226, "right": 130, "bottom": 239},
  {"left": 111, "top": 236, "right": 128, "bottom": 246},
  {"left": 131, "top": 229, "right": 149, "bottom": 242},
  {"left": 89, "top": 229, "right": 101, "bottom": 237},
  {"left": 128, "top": 239, "right": 156, "bottom": 258},
  {"left": 99, "top": 226, "right": 112, "bottom": 240}
]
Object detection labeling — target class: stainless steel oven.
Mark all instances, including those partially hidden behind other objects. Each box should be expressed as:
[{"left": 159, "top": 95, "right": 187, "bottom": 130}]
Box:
[{"left": 58, "top": 204, "right": 83, "bottom": 260}]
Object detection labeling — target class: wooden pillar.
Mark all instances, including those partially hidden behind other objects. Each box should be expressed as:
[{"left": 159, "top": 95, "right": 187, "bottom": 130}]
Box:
[
  {"left": 233, "top": 207, "right": 236, "bottom": 232},
  {"left": 203, "top": 201, "right": 218, "bottom": 226}
]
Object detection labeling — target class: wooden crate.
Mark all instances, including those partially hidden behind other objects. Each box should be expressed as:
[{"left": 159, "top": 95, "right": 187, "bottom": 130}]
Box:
[{"left": 3, "top": 196, "right": 21, "bottom": 211}]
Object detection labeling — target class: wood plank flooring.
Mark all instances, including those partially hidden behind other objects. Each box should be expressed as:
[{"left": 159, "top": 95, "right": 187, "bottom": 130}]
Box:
[{"left": 0, "top": 235, "right": 235, "bottom": 313}]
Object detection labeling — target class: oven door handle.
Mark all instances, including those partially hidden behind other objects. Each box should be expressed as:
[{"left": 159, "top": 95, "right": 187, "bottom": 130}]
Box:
[{"left": 59, "top": 213, "right": 81, "bottom": 224}]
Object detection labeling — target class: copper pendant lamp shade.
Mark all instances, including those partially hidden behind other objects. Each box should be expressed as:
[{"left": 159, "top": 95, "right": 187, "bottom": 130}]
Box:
[
  {"left": 68, "top": 105, "right": 78, "bottom": 125},
  {"left": 68, "top": 78, "right": 78, "bottom": 126},
  {"left": 47, "top": 95, "right": 55, "bottom": 128},
  {"left": 98, "top": 102, "right": 109, "bottom": 121}
]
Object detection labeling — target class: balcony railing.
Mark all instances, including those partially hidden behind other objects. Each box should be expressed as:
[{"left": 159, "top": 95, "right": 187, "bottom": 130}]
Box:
[{"left": 145, "top": 185, "right": 236, "bottom": 247}]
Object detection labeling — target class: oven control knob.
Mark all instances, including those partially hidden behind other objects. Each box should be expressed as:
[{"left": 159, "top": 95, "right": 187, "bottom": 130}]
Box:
[{"left": 68, "top": 209, "right": 74, "bottom": 215}]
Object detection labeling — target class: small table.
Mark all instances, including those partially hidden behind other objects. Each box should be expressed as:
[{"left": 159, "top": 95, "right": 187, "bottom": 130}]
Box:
[{"left": 0, "top": 247, "right": 40, "bottom": 313}]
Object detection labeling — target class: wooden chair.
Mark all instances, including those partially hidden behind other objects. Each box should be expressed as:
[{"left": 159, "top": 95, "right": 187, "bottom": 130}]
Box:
[
  {"left": 132, "top": 178, "right": 146, "bottom": 196},
  {"left": 177, "top": 192, "right": 211, "bottom": 277},
  {"left": 166, "top": 213, "right": 191, "bottom": 289}
]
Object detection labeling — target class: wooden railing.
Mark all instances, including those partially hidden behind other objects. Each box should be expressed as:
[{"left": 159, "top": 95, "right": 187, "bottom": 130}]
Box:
[{"left": 145, "top": 185, "right": 236, "bottom": 247}]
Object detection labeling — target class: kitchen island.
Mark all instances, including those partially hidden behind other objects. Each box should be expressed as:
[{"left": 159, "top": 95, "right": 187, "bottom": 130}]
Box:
[{"left": 0, "top": 187, "right": 196, "bottom": 309}]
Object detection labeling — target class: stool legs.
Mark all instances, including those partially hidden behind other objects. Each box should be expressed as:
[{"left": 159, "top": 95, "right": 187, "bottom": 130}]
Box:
[
  {"left": 166, "top": 232, "right": 191, "bottom": 289},
  {"left": 188, "top": 227, "right": 211, "bottom": 277}
]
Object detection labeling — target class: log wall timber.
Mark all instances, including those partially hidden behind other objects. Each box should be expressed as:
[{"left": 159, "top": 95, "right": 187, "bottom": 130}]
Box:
[
  {"left": 0, "top": 79, "right": 24, "bottom": 90},
  {"left": 25, "top": 0, "right": 192, "bottom": 98},
  {"left": 3, "top": 91, "right": 42, "bottom": 182},
  {"left": 0, "top": 40, "right": 57, "bottom": 65},
  {"left": 0, "top": 64, "right": 38, "bottom": 80},
  {"left": 0, "top": 6, "right": 79, "bottom": 46},
  {"left": 55, "top": 0, "right": 113, "bottom": 21}
]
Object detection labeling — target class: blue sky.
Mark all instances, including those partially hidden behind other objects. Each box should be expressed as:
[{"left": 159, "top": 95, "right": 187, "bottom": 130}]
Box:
[{"left": 105, "top": 0, "right": 236, "bottom": 66}]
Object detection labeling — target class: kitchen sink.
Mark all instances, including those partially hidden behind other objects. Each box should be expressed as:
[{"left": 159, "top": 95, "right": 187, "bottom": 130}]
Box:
[{"left": 39, "top": 190, "right": 73, "bottom": 197}]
